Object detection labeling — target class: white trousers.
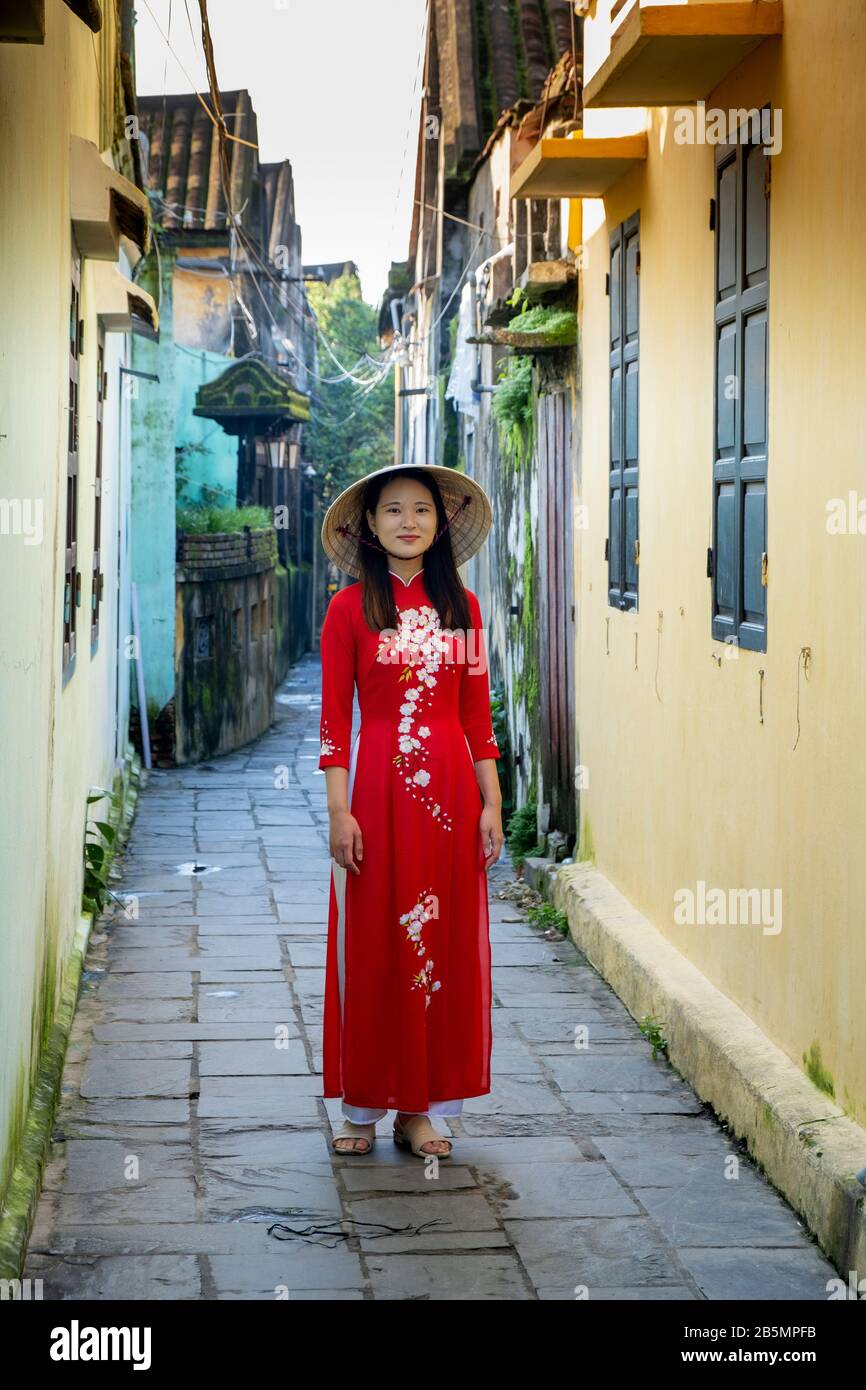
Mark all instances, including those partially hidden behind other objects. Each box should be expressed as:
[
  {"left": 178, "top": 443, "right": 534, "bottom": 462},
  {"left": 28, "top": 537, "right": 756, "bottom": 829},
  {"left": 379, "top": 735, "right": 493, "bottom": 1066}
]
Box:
[
  {"left": 342, "top": 1099, "right": 464, "bottom": 1122},
  {"left": 338, "top": 728, "right": 467, "bottom": 1125}
]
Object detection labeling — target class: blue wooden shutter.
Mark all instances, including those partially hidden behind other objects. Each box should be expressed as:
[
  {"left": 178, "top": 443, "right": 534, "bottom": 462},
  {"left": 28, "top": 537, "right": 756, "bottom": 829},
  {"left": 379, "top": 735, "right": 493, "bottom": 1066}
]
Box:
[
  {"left": 609, "top": 224, "right": 623, "bottom": 604},
  {"left": 609, "top": 212, "right": 639, "bottom": 610},
  {"left": 712, "top": 123, "right": 769, "bottom": 651}
]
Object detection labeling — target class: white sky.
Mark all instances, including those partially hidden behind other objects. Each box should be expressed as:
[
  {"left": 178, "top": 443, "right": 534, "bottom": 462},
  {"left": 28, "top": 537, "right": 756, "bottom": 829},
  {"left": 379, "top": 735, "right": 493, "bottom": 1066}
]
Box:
[{"left": 133, "top": 0, "right": 427, "bottom": 306}]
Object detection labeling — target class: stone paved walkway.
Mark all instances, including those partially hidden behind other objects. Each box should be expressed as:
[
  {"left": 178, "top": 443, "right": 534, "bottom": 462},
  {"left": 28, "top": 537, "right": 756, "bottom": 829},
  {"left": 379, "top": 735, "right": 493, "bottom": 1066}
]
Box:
[{"left": 24, "top": 653, "right": 839, "bottom": 1300}]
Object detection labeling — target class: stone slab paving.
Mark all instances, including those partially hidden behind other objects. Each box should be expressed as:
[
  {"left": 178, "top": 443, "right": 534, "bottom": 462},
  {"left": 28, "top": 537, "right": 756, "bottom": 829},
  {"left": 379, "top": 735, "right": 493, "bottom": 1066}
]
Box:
[{"left": 23, "top": 654, "right": 840, "bottom": 1302}]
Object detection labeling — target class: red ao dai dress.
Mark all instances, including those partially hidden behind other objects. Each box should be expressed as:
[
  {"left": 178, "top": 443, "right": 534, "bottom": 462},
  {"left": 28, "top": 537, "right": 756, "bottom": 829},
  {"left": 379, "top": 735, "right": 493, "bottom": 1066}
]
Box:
[{"left": 317, "top": 566, "right": 501, "bottom": 1121}]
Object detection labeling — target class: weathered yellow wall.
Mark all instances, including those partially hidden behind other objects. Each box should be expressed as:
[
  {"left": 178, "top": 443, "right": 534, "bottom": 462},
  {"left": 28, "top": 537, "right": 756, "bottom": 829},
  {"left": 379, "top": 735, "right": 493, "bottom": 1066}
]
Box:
[
  {"left": 0, "top": 3, "right": 127, "bottom": 1197},
  {"left": 174, "top": 246, "right": 233, "bottom": 352},
  {"left": 578, "top": 0, "right": 866, "bottom": 1121}
]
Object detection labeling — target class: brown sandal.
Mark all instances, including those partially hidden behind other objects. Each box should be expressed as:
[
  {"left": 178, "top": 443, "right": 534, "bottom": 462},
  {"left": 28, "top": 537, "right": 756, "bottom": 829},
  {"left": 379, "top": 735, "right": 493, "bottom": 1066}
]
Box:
[{"left": 393, "top": 1113, "right": 453, "bottom": 1159}]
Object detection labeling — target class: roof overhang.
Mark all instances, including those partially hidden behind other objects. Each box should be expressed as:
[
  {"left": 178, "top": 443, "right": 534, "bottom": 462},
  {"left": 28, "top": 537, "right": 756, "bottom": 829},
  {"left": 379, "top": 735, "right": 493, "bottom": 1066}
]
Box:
[
  {"left": 583, "top": 2, "right": 784, "bottom": 109},
  {"left": 92, "top": 262, "right": 159, "bottom": 338},
  {"left": 193, "top": 356, "right": 311, "bottom": 436},
  {"left": 70, "top": 135, "right": 151, "bottom": 261},
  {"left": 510, "top": 135, "right": 648, "bottom": 200}
]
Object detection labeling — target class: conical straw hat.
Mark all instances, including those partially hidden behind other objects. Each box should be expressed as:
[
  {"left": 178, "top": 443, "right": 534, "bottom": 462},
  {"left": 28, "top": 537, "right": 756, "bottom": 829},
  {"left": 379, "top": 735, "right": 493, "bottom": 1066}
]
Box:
[{"left": 320, "top": 462, "right": 493, "bottom": 579}]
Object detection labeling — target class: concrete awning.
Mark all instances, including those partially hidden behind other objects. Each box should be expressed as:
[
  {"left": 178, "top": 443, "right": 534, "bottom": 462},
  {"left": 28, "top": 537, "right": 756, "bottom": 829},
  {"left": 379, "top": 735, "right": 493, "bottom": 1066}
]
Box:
[
  {"left": 63, "top": 0, "right": 101, "bottom": 31},
  {"left": 2, "top": 0, "right": 101, "bottom": 43},
  {"left": 71, "top": 135, "right": 151, "bottom": 260},
  {"left": 92, "top": 262, "right": 159, "bottom": 338},
  {"left": 0, "top": 0, "right": 45, "bottom": 42},
  {"left": 510, "top": 135, "right": 648, "bottom": 200},
  {"left": 583, "top": 2, "right": 784, "bottom": 109}
]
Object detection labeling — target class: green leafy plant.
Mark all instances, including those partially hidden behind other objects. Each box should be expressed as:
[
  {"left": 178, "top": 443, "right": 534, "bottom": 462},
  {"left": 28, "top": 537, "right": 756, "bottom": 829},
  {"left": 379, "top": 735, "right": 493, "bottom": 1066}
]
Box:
[
  {"left": 526, "top": 902, "right": 569, "bottom": 935},
  {"left": 175, "top": 439, "right": 213, "bottom": 505},
  {"left": 506, "top": 800, "right": 544, "bottom": 869},
  {"left": 506, "top": 302, "right": 577, "bottom": 347},
  {"left": 82, "top": 786, "right": 121, "bottom": 918},
  {"left": 306, "top": 269, "right": 394, "bottom": 500},
  {"left": 506, "top": 286, "right": 528, "bottom": 311},
  {"left": 176, "top": 504, "right": 272, "bottom": 534},
  {"left": 638, "top": 1014, "right": 669, "bottom": 1061},
  {"left": 491, "top": 353, "right": 533, "bottom": 468},
  {"left": 489, "top": 683, "right": 515, "bottom": 826}
]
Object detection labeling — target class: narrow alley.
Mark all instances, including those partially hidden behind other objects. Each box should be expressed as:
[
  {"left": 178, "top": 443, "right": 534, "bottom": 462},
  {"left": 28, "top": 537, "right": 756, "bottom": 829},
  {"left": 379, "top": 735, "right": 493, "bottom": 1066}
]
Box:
[
  {"left": 22, "top": 656, "right": 837, "bottom": 1301},
  {"left": 3, "top": 0, "right": 865, "bottom": 1345}
]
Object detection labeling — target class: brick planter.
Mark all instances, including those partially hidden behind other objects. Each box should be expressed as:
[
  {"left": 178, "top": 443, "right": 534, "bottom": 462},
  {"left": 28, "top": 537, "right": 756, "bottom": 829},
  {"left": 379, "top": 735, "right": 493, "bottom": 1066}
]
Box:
[{"left": 176, "top": 526, "right": 277, "bottom": 580}]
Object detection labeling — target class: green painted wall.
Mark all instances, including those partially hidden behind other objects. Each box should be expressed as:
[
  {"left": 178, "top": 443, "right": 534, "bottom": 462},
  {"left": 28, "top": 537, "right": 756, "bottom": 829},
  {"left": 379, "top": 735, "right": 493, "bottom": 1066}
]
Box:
[
  {"left": 131, "top": 252, "right": 177, "bottom": 712},
  {"left": 174, "top": 346, "right": 238, "bottom": 510},
  {"left": 131, "top": 261, "right": 241, "bottom": 712}
]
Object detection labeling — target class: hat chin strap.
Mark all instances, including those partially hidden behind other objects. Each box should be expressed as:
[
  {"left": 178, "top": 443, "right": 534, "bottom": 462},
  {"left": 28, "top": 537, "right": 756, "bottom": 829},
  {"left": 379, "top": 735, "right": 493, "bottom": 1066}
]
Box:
[{"left": 335, "top": 494, "right": 471, "bottom": 556}]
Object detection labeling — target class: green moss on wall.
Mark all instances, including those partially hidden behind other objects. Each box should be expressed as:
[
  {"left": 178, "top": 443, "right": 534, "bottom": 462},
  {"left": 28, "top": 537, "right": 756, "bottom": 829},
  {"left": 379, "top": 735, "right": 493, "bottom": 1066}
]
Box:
[
  {"left": 507, "top": 0, "right": 529, "bottom": 100},
  {"left": 803, "top": 1040, "right": 835, "bottom": 1098},
  {"left": 472, "top": 0, "right": 496, "bottom": 134},
  {"left": 0, "top": 754, "right": 142, "bottom": 1278}
]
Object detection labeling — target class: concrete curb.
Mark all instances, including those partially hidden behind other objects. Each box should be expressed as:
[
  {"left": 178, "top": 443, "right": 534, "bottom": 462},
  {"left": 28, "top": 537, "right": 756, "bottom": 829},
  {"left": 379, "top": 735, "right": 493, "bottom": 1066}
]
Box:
[
  {"left": 0, "top": 750, "right": 144, "bottom": 1283},
  {"left": 523, "top": 856, "right": 866, "bottom": 1280}
]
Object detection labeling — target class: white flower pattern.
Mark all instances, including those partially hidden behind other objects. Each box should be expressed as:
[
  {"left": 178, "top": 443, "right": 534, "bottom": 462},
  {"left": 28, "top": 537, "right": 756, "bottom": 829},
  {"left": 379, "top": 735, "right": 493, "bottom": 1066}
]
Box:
[
  {"left": 319, "top": 718, "right": 341, "bottom": 759},
  {"left": 377, "top": 603, "right": 455, "bottom": 831},
  {"left": 400, "top": 885, "right": 442, "bottom": 1007}
]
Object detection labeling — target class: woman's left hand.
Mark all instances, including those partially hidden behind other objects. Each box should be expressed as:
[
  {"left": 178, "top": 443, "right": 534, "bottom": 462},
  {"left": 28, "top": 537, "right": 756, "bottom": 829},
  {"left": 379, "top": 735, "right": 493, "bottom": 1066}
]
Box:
[{"left": 479, "top": 804, "right": 504, "bottom": 870}]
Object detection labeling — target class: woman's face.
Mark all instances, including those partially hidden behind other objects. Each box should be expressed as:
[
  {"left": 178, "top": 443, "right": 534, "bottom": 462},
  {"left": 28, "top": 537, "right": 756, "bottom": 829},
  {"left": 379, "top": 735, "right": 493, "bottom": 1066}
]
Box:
[{"left": 367, "top": 477, "right": 438, "bottom": 562}]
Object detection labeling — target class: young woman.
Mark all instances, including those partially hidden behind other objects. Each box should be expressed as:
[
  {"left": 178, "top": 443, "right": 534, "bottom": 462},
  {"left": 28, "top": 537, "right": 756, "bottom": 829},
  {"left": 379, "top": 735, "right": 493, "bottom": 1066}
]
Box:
[{"left": 318, "top": 463, "right": 504, "bottom": 1160}]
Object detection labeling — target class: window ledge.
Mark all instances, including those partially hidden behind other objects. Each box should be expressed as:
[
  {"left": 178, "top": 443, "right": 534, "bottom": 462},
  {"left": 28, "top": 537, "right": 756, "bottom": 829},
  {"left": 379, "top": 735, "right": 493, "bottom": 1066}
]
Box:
[{"left": 93, "top": 262, "right": 159, "bottom": 337}]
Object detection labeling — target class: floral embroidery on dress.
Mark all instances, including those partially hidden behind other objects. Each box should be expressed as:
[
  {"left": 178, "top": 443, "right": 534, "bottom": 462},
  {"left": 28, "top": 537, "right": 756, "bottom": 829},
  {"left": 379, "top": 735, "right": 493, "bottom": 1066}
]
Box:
[
  {"left": 412, "top": 958, "right": 441, "bottom": 1007},
  {"left": 377, "top": 603, "right": 455, "bottom": 831},
  {"left": 320, "top": 718, "right": 342, "bottom": 759},
  {"left": 400, "top": 886, "right": 442, "bottom": 1007}
]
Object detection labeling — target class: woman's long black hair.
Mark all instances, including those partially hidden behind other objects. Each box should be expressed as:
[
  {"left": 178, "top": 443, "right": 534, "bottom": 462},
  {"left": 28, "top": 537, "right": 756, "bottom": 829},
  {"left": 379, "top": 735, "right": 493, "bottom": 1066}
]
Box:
[{"left": 356, "top": 467, "right": 472, "bottom": 637}]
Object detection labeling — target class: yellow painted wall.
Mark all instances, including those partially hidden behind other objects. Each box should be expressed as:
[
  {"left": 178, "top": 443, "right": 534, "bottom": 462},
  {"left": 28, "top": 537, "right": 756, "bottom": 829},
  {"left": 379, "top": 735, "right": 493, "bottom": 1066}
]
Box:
[
  {"left": 577, "top": 0, "right": 866, "bottom": 1120},
  {"left": 0, "top": 3, "right": 130, "bottom": 1197},
  {"left": 174, "top": 246, "right": 233, "bottom": 352}
]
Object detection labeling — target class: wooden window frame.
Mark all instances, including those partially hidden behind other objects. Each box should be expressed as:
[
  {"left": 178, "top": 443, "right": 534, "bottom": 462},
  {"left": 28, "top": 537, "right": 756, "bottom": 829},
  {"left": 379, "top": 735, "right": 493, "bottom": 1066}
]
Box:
[
  {"left": 91, "top": 323, "right": 106, "bottom": 645},
  {"left": 608, "top": 209, "right": 640, "bottom": 612},
  {"left": 63, "top": 242, "right": 82, "bottom": 675},
  {"left": 710, "top": 115, "right": 770, "bottom": 654}
]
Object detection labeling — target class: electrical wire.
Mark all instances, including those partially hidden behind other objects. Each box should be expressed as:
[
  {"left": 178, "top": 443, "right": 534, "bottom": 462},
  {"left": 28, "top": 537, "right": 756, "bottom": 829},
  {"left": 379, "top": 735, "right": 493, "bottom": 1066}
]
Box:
[
  {"left": 394, "top": 225, "right": 486, "bottom": 376},
  {"left": 161, "top": 219, "right": 389, "bottom": 391},
  {"left": 143, "top": 0, "right": 398, "bottom": 418},
  {"left": 139, "top": 0, "right": 259, "bottom": 151}
]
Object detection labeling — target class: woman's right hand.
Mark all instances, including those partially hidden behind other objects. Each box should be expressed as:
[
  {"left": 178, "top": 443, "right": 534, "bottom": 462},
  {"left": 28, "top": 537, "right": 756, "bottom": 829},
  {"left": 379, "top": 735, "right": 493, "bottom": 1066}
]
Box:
[{"left": 329, "top": 809, "right": 363, "bottom": 874}]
